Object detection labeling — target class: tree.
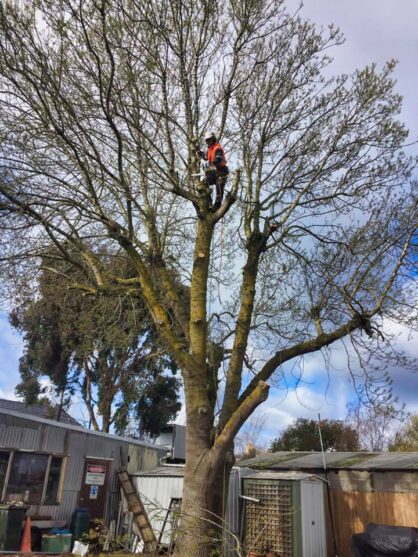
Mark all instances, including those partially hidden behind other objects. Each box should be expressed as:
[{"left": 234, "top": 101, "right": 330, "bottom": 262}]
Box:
[
  {"left": 235, "top": 412, "right": 268, "bottom": 456},
  {"left": 271, "top": 418, "right": 360, "bottom": 452},
  {"left": 0, "top": 1, "right": 417, "bottom": 555},
  {"left": 389, "top": 415, "right": 418, "bottom": 452},
  {"left": 346, "top": 401, "right": 405, "bottom": 451},
  {"left": 10, "top": 255, "right": 181, "bottom": 435}
]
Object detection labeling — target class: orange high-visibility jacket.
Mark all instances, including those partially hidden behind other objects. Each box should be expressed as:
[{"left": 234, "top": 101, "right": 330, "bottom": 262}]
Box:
[{"left": 207, "top": 143, "right": 227, "bottom": 167}]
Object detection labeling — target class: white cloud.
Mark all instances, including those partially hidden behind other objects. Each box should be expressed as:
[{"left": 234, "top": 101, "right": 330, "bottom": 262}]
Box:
[
  {"left": 260, "top": 379, "right": 351, "bottom": 440},
  {"left": 286, "top": 0, "right": 418, "bottom": 142},
  {"left": 0, "top": 388, "right": 19, "bottom": 401},
  {"left": 381, "top": 318, "right": 418, "bottom": 357}
]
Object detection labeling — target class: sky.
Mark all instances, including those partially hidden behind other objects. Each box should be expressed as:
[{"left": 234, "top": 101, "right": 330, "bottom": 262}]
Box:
[{"left": 1, "top": 0, "right": 417, "bottom": 441}]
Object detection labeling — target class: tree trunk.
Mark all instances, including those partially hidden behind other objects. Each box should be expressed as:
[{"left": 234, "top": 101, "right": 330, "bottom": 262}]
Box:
[{"left": 173, "top": 424, "right": 234, "bottom": 557}]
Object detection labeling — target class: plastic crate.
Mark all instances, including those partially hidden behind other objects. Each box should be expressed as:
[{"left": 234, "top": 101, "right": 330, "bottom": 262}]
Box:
[{"left": 42, "top": 533, "right": 72, "bottom": 553}]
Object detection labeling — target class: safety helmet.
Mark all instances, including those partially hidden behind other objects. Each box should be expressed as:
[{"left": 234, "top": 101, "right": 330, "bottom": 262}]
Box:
[{"left": 204, "top": 131, "right": 216, "bottom": 141}]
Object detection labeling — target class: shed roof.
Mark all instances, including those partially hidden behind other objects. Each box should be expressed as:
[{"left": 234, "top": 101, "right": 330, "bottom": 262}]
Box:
[
  {"left": 0, "top": 407, "right": 164, "bottom": 451},
  {"left": 0, "top": 398, "right": 81, "bottom": 426},
  {"left": 134, "top": 465, "right": 243, "bottom": 478},
  {"left": 239, "top": 451, "right": 418, "bottom": 471},
  {"left": 135, "top": 465, "right": 186, "bottom": 477},
  {"left": 244, "top": 471, "right": 321, "bottom": 481}
]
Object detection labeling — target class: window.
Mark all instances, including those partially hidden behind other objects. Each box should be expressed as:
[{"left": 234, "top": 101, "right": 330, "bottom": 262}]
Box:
[
  {"left": 4, "top": 453, "right": 63, "bottom": 505},
  {"left": 0, "top": 452, "right": 10, "bottom": 498},
  {"left": 6, "top": 453, "right": 49, "bottom": 504},
  {"left": 45, "top": 457, "right": 63, "bottom": 504}
]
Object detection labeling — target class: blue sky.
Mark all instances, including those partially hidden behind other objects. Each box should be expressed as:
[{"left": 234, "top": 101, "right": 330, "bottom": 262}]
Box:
[{"left": 1, "top": 0, "right": 417, "bottom": 437}]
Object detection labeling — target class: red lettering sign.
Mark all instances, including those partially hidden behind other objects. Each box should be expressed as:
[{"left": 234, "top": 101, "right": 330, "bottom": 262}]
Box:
[{"left": 87, "top": 465, "right": 106, "bottom": 474}]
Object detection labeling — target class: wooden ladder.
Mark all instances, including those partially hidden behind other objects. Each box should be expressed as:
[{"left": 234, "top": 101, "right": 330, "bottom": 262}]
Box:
[{"left": 118, "top": 467, "right": 157, "bottom": 553}]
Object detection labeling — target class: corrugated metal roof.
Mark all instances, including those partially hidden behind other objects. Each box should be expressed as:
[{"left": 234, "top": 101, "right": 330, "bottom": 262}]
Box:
[
  {"left": 244, "top": 471, "right": 320, "bottom": 481},
  {"left": 0, "top": 408, "right": 165, "bottom": 451},
  {"left": 135, "top": 465, "right": 185, "bottom": 477},
  {"left": 134, "top": 465, "right": 247, "bottom": 478},
  {"left": 351, "top": 452, "right": 418, "bottom": 470},
  {"left": 0, "top": 398, "right": 80, "bottom": 426},
  {"left": 238, "top": 451, "right": 418, "bottom": 471}
]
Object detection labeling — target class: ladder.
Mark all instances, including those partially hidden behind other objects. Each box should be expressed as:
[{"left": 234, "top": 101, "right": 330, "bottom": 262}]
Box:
[
  {"left": 158, "top": 497, "right": 182, "bottom": 554},
  {"left": 118, "top": 467, "right": 157, "bottom": 553}
]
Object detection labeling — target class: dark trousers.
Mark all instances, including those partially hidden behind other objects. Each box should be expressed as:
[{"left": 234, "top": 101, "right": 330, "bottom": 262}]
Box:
[
  {"left": 204, "top": 167, "right": 229, "bottom": 209},
  {"left": 214, "top": 168, "right": 228, "bottom": 209}
]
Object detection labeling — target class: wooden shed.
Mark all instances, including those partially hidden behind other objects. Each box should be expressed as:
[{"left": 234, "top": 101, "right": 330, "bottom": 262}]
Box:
[{"left": 239, "top": 451, "right": 418, "bottom": 557}]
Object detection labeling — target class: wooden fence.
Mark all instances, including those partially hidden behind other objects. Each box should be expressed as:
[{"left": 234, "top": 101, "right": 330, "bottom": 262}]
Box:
[{"left": 326, "top": 490, "right": 418, "bottom": 557}]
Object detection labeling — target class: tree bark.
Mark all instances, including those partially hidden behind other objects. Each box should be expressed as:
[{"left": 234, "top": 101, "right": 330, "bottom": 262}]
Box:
[{"left": 174, "top": 428, "right": 232, "bottom": 557}]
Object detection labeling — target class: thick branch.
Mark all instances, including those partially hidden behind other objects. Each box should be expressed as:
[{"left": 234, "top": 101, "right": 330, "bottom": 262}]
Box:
[
  {"left": 189, "top": 219, "right": 213, "bottom": 365},
  {"left": 215, "top": 381, "right": 269, "bottom": 450},
  {"left": 219, "top": 232, "right": 267, "bottom": 429},
  {"left": 238, "top": 314, "right": 368, "bottom": 404}
]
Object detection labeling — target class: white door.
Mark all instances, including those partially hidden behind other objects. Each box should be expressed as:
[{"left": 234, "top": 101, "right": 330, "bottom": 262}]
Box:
[{"left": 300, "top": 481, "right": 327, "bottom": 557}]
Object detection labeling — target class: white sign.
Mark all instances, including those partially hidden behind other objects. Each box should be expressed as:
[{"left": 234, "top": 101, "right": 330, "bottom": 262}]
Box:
[
  {"left": 89, "top": 485, "right": 98, "bottom": 500},
  {"left": 85, "top": 464, "right": 106, "bottom": 486}
]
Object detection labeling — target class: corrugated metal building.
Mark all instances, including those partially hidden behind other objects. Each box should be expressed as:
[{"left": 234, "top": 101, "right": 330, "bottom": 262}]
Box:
[
  {"left": 131, "top": 465, "right": 253, "bottom": 556},
  {"left": 0, "top": 407, "right": 165, "bottom": 526},
  {"left": 239, "top": 451, "right": 418, "bottom": 557}
]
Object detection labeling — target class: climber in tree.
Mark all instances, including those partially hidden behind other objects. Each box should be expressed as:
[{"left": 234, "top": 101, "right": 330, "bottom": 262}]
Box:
[{"left": 198, "top": 131, "right": 229, "bottom": 210}]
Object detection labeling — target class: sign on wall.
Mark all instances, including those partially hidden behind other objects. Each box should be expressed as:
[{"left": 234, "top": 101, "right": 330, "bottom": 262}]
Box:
[
  {"left": 89, "top": 485, "right": 98, "bottom": 500},
  {"left": 85, "top": 464, "right": 106, "bottom": 485}
]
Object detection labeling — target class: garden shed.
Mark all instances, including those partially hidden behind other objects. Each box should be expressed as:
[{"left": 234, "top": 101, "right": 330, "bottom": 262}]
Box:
[
  {"left": 0, "top": 403, "right": 165, "bottom": 528},
  {"left": 239, "top": 451, "right": 418, "bottom": 557},
  {"left": 242, "top": 471, "right": 327, "bottom": 557}
]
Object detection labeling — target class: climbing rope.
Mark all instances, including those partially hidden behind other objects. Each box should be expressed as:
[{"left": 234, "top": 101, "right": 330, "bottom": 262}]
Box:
[{"left": 217, "top": 218, "right": 225, "bottom": 304}]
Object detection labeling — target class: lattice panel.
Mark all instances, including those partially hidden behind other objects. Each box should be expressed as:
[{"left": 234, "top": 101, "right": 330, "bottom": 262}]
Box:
[{"left": 244, "top": 481, "right": 294, "bottom": 557}]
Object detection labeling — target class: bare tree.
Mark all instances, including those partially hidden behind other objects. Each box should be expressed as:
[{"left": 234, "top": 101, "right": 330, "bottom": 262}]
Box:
[
  {"left": 346, "top": 401, "right": 405, "bottom": 451},
  {"left": 235, "top": 412, "right": 268, "bottom": 456},
  {"left": 390, "top": 415, "right": 418, "bottom": 452},
  {"left": 0, "top": 1, "right": 417, "bottom": 555}
]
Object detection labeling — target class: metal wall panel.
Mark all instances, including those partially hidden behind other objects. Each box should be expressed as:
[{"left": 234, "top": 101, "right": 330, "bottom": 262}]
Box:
[
  {"left": 0, "top": 416, "right": 40, "bottom": 450},
  {"left": 30, "top": 491, "right": 79, "bottom": 521},
  {"left": 41, "top": 423, "right": 66, "bottom": 453},
  {"left": 172, "top": 425, "right": 186, "bottom": 460},
  {"left": 132, "top": 467, "right": 242, "bottom": 556},
  {"left": 155, "top": 425, "right": 186, "bottom": 460},
  {"left": 0, "top": 412, "right": 163, "bottom": 526},
  {"left": 134, "top": 474, "right": 184, "bottom": 544},
  {"left": 127, "top": 445, "right": 161, "bottom": 474},
  {"left": 223, "top": 469, "right": 244, "bottom": 557},
  {"left": 300, "top": 481, "right": 326, "bottom": 557}
]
